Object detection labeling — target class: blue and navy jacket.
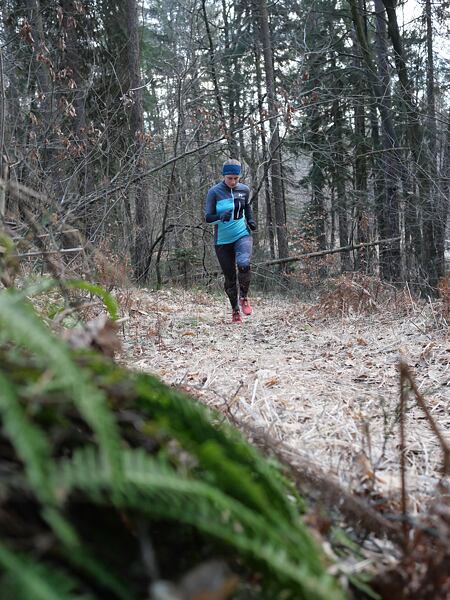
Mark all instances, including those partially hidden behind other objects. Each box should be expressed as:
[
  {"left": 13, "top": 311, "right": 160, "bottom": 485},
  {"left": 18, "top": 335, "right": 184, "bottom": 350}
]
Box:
[{"left": 204, "top": 181, "right": 255, "bottom": 245}]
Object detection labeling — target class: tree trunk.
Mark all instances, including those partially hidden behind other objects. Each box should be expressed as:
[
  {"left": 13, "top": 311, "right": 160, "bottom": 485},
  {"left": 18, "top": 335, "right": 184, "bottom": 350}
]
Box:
[
  {"left": 26, "top": 0, "right": 55, "bottom": 188},
  {"left": 351, "top": 25, "right": 370, "bottom": 271},
  {"left": 310, "top": 106, "right": 327, "bottom": 251},
  {"left": 424, "top": 0, "right": 445, "bottom": 283},
  {"left": 382, "top": 0, "right": 444, "bottom": 289},
  {"left": 331, "top": 85, "right": 351, "bottom": 271},
  {"left": 222, "top": 0, "right": 241, "bottom": 158},
  {"left": 126, "top": 0, "right": 152, "bottom": 283},
  {"left": 425, "top": 0, "right": 437, "bottom": 164},
  {"left": 253, "top": 41, "right": 275, "bottom": 258},
  {"left": 201, "top": 0, "right": 235, "bottom": 156},
  {"left": 373, "top": 0, "right": 401, "bottom": 281},
  {"left": 61, "top": 0, "right": 90, "bottom": 196},
  {"left": 253, "top": 0, "right": 289, "bottom": 262},
  {"left": 348, "top": 0, "right": 401, "bottom": 281},
  {"left": 155, "top": 79, "right": 183, "bottom": 286}
]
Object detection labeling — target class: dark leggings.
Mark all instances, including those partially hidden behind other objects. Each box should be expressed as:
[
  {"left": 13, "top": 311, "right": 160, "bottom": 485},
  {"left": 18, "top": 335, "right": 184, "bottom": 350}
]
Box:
[{"left": 215, "top": 235, "right": 253, "bottom": 309}]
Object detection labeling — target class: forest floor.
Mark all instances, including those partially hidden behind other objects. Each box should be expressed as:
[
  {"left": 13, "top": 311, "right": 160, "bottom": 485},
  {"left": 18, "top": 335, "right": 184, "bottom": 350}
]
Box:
[{"left": 118, "top": 280, "right": 450, "bottom": 513}]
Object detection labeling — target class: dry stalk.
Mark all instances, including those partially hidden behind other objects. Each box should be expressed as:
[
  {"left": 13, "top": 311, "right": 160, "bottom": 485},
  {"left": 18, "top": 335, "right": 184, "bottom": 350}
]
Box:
[
  {"left": 399, "top": 362, "right": 450, "bottom": 476},
  {"left": 397, "top": 361, "right": 450, "bottom": 560},
  {"left": 399, "top": 363, "right": 410, "bottom": 554}
]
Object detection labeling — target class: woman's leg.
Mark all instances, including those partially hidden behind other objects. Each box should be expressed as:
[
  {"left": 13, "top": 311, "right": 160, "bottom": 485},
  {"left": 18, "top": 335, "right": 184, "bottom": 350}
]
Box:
[
  {"left": 215, "top": 244, "right": 238, "bottom": 309},
  {"left": 234, "top": 235, "right": 253, "bottom": 298}
]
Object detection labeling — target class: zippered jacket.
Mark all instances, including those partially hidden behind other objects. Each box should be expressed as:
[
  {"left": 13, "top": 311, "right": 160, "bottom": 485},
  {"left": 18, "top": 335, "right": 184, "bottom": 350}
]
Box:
[{"left": 204, "top": 181, "right": 255, "bottom": 245}]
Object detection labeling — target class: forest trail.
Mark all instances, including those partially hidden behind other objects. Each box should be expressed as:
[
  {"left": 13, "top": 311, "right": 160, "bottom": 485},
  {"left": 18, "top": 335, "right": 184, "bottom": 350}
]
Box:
[{"left": 119, "top": 286, "right": 450, "bottom": 508}]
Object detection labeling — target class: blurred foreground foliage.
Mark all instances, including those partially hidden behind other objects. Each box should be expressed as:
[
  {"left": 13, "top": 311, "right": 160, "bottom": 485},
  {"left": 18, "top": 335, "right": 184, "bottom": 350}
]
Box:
[{"left": 0, "top": 284, "right": 347, "bottom": 599}]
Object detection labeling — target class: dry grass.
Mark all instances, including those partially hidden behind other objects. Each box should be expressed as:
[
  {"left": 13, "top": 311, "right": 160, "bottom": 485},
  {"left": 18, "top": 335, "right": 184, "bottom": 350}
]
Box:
[{"left": 116, "top": 281, "right": 450, "bottom": 517}]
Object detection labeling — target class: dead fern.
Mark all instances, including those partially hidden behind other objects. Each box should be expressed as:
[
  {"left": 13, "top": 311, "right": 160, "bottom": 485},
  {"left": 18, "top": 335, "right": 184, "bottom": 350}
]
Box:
[
  {"left": 307, "top": 274, "right": 386, "bottom": 317},
  {"left": 437, "top": 277, "right": 450, "bottom": 322}
]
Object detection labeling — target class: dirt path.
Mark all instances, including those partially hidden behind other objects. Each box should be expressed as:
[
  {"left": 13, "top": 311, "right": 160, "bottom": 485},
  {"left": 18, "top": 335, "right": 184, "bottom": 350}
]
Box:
[{"left": 119, "top": 287, "right": 450, "bottom": 508}]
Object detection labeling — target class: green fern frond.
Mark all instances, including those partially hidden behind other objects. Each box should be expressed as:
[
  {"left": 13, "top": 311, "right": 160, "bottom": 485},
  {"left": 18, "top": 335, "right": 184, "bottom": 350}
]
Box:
[
  {"left": 55, "top": 446, "right": 345, "bottom": 600},
  {"left": 20, "top": 278, "right": 119, "bottom": 320},
  {"left": 0, "top": 372, "right": 55, "bottom": 505},
  {"left": 134, "top": 374, "right": 299, "bottom": 523},
  {"left": 61, "top": 544, "right": 136, "bottom": 600},
  {"left": 0, "top": 541, "right": 93, "bottom": 600},
  {"left": 0, "top": 292, "right": 123, "bottom": 485},
  {"left": 81, "top": 338, "right": 297, "bottom": 529},
  {"left": 0, "top": 371, "right": 132, "bottom": 600}
]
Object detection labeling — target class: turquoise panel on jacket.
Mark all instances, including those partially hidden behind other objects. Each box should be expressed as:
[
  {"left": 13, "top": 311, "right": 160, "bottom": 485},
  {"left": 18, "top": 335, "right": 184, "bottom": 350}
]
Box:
[{"left": 216, "top": 198, "right": 248, "bottom": 245}]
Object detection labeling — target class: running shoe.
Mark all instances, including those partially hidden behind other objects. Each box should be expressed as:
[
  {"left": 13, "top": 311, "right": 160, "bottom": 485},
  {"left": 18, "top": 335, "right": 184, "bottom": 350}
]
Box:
[
  {"left": 239, "top": 297, "right": 252, "bottom": 316},
  {"left": 232, "top": 309, "right": 243, "bottom": 324}
]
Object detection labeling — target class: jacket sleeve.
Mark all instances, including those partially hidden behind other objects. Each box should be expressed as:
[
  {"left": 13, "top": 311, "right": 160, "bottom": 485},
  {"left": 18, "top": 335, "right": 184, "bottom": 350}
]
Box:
[
  {"left": 204, "top": 188, "right": 220, "bottom": 224},
  {"left": 244, "top": 193, "right": 256, "bottom": 229}
]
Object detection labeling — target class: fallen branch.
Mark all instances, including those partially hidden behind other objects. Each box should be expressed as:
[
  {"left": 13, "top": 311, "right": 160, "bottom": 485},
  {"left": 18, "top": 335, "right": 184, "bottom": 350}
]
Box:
[
  {"left": 182, "top": 237, "right": 402, "bottom": 281},
  {"left": 256, "top": 237, "right": 401, "bottom": 268},
  {"left": 1, "top": 178, "right": 48, "bottom": 203}
]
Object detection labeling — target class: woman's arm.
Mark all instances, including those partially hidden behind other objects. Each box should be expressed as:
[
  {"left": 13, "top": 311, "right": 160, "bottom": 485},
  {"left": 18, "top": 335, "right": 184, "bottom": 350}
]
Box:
[
  {"left": 204, "top": 189, "right": 220, "bottom": 223},
  {"left": 244, "top": 195, "right": 256, "bottom": 230}
]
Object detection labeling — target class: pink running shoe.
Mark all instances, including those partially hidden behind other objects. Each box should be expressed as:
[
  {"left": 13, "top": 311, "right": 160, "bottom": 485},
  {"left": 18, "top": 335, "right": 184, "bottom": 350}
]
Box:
[
  {"left": 232, "top": 309, "right": 242, "bottom": 324},
  {"left": 239, "top": 297, "right": 252, "bottom": 316}
]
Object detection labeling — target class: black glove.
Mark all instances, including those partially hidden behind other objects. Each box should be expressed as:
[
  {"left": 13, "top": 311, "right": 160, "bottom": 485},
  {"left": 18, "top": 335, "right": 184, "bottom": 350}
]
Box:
[
  {"left": 248, "top": 220, "right": 257, "bottom": 231},
  {"left": 220, "top": 210, "right": 232, "bottom": 222}
]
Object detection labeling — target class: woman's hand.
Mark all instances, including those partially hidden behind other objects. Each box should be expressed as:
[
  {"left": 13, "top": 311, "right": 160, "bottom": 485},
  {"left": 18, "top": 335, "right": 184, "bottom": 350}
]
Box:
[{"left": 220, "top": 210, "right": 232, "bottom": 222}]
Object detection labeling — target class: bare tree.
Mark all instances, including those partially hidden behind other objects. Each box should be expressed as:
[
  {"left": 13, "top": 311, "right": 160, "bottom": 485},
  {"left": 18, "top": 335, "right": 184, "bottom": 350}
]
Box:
[
  {"left": 126, "top": 0, "right": 152, "bottom": 281},
  {"left": 252, "top": 0, "right": 289, "bottom": 262}
]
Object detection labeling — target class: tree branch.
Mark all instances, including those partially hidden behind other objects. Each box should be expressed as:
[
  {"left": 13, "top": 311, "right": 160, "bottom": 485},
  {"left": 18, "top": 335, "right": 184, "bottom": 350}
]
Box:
[{"left": 255, "top": 236, "right": 401, "bottom": 268}]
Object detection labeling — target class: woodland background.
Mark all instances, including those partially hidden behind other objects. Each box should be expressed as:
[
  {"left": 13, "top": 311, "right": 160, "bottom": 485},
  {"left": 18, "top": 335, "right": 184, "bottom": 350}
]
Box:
[{"left": 0, "top": 0, "right": 449, "bottom": 291}]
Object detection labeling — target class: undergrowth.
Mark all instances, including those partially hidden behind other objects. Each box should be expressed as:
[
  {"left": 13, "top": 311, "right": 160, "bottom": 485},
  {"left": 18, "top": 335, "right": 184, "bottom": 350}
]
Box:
[{"left": 0, "top": 285, "right": 347, "bottom": 599}]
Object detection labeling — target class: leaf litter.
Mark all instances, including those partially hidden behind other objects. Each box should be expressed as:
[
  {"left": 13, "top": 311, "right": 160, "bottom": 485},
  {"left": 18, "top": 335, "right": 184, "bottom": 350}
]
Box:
[
  {"left": 117, "top": 286, "right": 449, "bottom": 503},
  {"left": 115, "top": 284, "right": 450, "bottom": 592}
]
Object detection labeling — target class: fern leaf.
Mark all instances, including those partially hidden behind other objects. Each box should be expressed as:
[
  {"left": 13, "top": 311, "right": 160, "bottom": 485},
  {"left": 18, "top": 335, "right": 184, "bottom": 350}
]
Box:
[
  {"left": 0, "top": 292, "right": 123, "bottom": 485},
  {"left": 134, "top": 374, "right": 299, "bottom": 523},
  {"left": 19, "top": 278, "right": 119, "bottom": 320},
  {"left": 0, "top": 372, "right": 133, "bottom": 599},
  {"left": 0, "top": 372, "right": 55, "bottom": 505},
  {"left": 0, "top": 541, "right": 93, "bottom": 600},
  {"left": 55, "top": 447, "right": 346, "bottom": 600}
]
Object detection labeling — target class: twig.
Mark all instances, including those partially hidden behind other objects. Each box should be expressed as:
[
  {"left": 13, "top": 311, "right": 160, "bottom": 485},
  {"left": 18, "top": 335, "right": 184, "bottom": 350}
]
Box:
[
  {"left": 399, "top": 363, "right": 410, "bottom": 554},
  {"left": 74, "top": 113, "right": 286, "bottom": 209},
  {"left": 250, "top": 378, "right": 259, "bottom": 406},
  {"left": 15, "top": 247, "right": 84, "bottom": 258},
  {"left": 116, "top": 316, "right": 130, "bottom": 324},
  {"left": 399, "top": 362, "right": 450, "bottom": 475},
  {"left": 52, "top": 301, "right": 101, "bottom": 325}
]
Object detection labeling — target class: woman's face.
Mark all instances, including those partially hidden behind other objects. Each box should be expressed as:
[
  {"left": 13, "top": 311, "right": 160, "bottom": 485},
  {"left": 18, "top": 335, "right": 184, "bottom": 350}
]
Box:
[{"left": 224, "top": 174, "right": 240, "bottom": 188}]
